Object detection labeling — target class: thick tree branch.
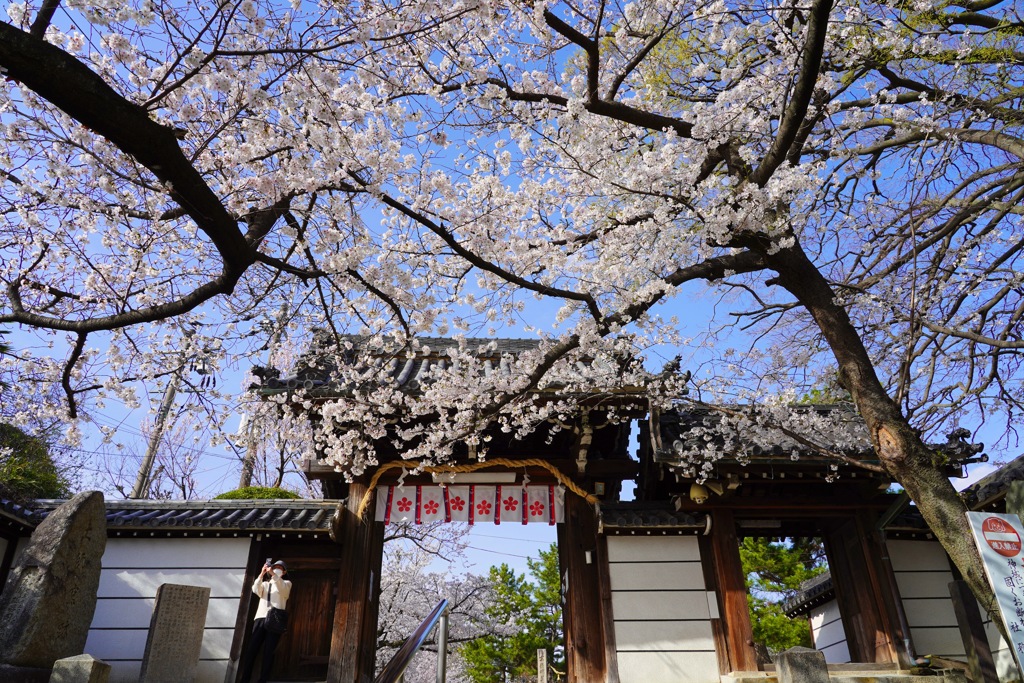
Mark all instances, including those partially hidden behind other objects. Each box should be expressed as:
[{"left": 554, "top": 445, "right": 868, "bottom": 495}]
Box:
[
  {"left": 29, "top": 0, "right": 60, "bottom": 38},
  {"left": 0, "top": 21, "right": 254, "bottom": 280},
  {"left": 750, "top": 0, "right": 833, "bottom": 187}
]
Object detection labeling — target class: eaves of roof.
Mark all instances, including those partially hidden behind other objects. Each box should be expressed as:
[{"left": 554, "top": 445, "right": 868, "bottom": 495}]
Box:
[
  {"left": 0, "top": 498, "right": 42, "bottom": 534},
  {"left": 23, "top": 498, "right": 342, "bottom": 538},
  {"left": 599, "top": 502, "right": 708, "bottom": 535},
  {"left": 783, "top": 572, "right": 835, "bottom": 617},
  {"left": 256, "top": 335, "right": 649, "bottom": 401}
]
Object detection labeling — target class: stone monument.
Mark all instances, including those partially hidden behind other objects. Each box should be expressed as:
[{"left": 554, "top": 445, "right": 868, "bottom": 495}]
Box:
[
  {"left": 776, "top": 646, "right": 829, "bottom": 683},
  {"left": 138, "top": 583, "right": 211, "bottom": 683},
  {"left": 0, "top": 490, "right": 106, "bottom": 679},
  {"left": 48, "top": 654, "right": 111, "bottom": 683}
]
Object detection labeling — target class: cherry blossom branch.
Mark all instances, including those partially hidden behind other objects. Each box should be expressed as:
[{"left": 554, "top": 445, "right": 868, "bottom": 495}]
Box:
[
  {"left": 0, "top": 22, "right": 254, "bottom": 279},
  {"left": 749, "top": 0, "right": 833, "bottom": 187},
  {"left": 699, "top": 403, "right": 887, "bottom": 473},
  {"left": 357, "top": 176, "right": 608, "bottom": 326},
  {"left": 61, "top": 332, "right": 86, "bottom": 418},
  {"left": 29, "top": 0, "right": 60, "bottom": 38}
]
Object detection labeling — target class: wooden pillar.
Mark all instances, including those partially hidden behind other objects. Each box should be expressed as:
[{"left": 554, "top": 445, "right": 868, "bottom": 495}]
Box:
[
  {"left": 709, "top": 509, "right": 758, "bottom": 672},
  {"left": 596, "top": 535, "right": 620, "bottom": 683},
  {"left": 949, "top": 580, "right": 1000, "bottom": 683},
  {"left": 824, "top": 515, "right": 900, "bottom": 665},
  {"left": 327, "top": 483, "right": 385, "bottom": 683},
  {"left": 698, "top": 533, "right": 732, "bottom": 676},
  {"left": 558, "top": 493, "right": 608, "bottom": 682}
]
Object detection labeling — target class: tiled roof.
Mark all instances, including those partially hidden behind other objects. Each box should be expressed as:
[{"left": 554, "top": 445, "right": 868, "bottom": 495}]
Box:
[
  {"left": 260, "top": 335, "right": 545, "bottom": 392},
  {"left": 258, "top": 334, "right": 645, "bottom": 398},
  {"left": 651, "top": 407, "right": 984, "bottom": 475},
  {"left": 21, "top": 498, "right": 341, "bottom": 537},
  {"left": 0, "top": 498, "right": 41, "bottom": 533},
  {"left": 783, "top": 572, "right": 835, "bottom": 617},
  {"left": 652, "top": 404, "right": 874, "bottom": 465},
  {"left": 962, "top": 451, "right": 1024, "bottom": 509},
  {"left": 599, "top": 502, "right": 707, "bottom": 534}
]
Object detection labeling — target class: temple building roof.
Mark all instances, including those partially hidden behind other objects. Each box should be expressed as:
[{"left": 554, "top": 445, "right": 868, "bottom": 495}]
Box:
[{"left": 5, "top": 498, "right": 341, "bottom": 539}]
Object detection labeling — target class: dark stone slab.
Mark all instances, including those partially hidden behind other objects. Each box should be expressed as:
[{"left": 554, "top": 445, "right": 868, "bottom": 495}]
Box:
[{"left": 0, "top": 491, "right": 106, "bottom": 668}]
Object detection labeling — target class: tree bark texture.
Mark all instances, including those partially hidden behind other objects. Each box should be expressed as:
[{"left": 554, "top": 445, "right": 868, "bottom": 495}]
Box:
[{"left": 763, "top": 240, "right": 1001, "bottom": 633}]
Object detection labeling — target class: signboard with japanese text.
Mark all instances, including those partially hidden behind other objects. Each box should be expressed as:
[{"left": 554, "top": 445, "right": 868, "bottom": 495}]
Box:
[{"left": 967, "top": 511, "right": 1024, "bottom": 676}]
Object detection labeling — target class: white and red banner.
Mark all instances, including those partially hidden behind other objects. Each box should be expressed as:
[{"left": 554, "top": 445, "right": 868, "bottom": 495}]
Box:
[{"left": 375, "top": 484, "right": 563, "bottom": 525}]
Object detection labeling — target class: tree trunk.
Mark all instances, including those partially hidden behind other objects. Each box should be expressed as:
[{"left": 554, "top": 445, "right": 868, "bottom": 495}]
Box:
[{"left": 761, "top": 240, "right": 1002, "bottom": 633}]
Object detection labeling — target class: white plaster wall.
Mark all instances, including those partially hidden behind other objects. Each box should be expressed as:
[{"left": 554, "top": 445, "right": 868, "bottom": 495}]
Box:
[
  {"left": 84, "top": 537, "right": 251, "bottom": 683},
  {"left": 809, "top": 601, "right": 850, "bottom": 664},
  {"left": 983, "top": 605, "right": 1021, "bottom": 683},
  {"left": 888, "top": 539, "right": 967, "bottom": 661},
  {"left": 607, "top": 535, "right": 719, "bottom": 683}
]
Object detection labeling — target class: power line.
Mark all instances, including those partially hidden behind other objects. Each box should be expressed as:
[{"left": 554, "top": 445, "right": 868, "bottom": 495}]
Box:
[{"left": 464, "top": 545, "right": 533, "bottom": 560}]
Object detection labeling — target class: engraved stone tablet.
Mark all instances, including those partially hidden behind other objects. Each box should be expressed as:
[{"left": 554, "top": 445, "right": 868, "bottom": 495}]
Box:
[{"left": 138, "top": 584, "right": 210, "bottom": 683}]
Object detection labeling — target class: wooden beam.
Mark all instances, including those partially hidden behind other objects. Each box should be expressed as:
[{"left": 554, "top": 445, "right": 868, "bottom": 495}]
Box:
[
  {"left": 949, "top": 580, "right": 1000, "bottom": 683},
  {"left": 559, "top": 494, "right": 608, "bottom": 682},
  {"left": 596, "top": 535, "right": 620, "bottom": 683},
  {"left": 228, "top": 535, "right": 267, "bottom": 682},
  {"left": 327, "top": 484, "right": 385, "bottom": 683},
  {"left": 698, "top": 534, "right": 732, "bottom": 676},
  {"left": 710, "top": 509, "right": 758, "bottom": 672}
]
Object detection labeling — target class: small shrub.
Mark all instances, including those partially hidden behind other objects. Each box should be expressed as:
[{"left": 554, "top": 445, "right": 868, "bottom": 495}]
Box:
[{"left": 214, "top": 486, "right": 300, "bottom": 500}]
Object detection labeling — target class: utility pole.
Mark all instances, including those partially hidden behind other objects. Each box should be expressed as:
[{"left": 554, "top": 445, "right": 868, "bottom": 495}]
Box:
[
  {"left": 238, "top": 301, "right": 290, "bottom": 489},
  {"left": 130, "top": 371, "right": 181, "bottom": 499}
]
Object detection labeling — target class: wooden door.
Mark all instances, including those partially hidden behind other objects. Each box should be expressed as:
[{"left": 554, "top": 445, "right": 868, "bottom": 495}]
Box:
[
  {"left": 824, "top": 517, "right": 900, "bottom": 665},
  {"left": 265, "top": 559, "right": 340, "bottom": 681}
]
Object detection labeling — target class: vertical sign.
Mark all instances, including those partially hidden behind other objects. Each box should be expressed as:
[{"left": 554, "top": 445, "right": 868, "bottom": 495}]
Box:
[
  {"left": 967, "top": 511, "right": 1024, "bottom": 676},
  {"left": 537, "top": 648, "right": 548, "bottom": 683}
]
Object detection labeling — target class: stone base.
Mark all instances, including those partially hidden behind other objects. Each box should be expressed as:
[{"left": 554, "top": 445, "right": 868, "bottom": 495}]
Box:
[{"left": 0, "top": 663, "right": 53, "bottom": 683}]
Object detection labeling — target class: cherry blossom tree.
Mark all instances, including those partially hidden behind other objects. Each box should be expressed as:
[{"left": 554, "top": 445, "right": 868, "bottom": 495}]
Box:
[
  {"left": 3, "top": 0, "right": 1024, "bottom": 620},
  {"left": 377, "top": 522, "right": 495, "bottom": 682}
]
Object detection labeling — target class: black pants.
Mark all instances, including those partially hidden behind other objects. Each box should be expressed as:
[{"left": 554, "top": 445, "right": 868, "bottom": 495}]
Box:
[{"left": 240, "top": 618, "right": 283, "bottom": 683}]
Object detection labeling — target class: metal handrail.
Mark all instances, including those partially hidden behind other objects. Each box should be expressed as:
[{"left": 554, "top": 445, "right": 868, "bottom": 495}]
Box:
[{"left": 374, "top": 599, "right": 450, "bottom": 683}]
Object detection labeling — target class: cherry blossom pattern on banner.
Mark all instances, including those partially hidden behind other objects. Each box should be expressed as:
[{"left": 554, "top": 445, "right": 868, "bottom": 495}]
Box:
[{"left": 376, "top": 485, "right": 562, "bottom": 525}]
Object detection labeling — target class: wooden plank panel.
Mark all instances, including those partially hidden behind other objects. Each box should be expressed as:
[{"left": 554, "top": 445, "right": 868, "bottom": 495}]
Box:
[
  {"left": 611, "top": 590, "right": 710, "bottom": 620},
  {"left": 616, "top": 651, "right": 720, "bottom": 683},
  {"left": 607, "top": 536, "right": 701, "bottom": 563},
  {"left": 101, "top": 538, "right": 250, "bottom": 568},
  {"left": 887, "top": 540, "right": 952, "bottom": 573},
  {"left": 608, "top": 561, "right": 705, "bottom": 591},
  {"left": 597, "top": 536, "right": 621, "bottom": 683},
  {"left": 613, "top": 620, "right": 715, "bottom": 652},
  {"left": 328, "top": 484, "right": 384, "bottom": 683},
  {"left": 711, "top": 509, "right": 757, "bottom": 672},
  {"left": 893, "top": 571, "right": 957, "bottom": 599}
]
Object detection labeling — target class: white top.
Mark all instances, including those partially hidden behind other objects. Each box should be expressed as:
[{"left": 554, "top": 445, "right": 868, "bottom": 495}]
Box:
[{"left": 251, "top": 573, "right": 292, "bottom": 619}]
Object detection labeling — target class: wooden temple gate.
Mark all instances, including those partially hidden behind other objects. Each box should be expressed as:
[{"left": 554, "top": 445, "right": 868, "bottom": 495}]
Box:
[{"left": 263, "top": 338, "right": 998, "bottom": 683}]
